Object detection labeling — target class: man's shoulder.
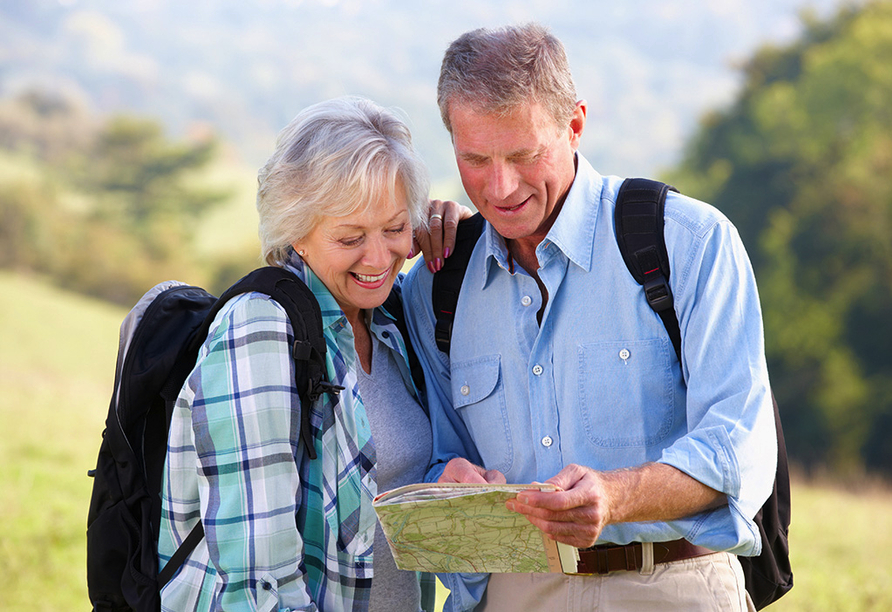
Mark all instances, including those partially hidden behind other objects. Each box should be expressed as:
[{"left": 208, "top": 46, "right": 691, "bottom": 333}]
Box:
[
  {"left": 663, "top": 188, "right": 732, "bottom": 240},
  {"left": 402, "top": 257, "right": 435, "bottom": 310}
]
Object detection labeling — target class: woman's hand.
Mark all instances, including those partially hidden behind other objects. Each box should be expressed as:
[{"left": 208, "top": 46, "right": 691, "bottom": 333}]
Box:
[{"left": 412, "top": 199, "right": 474, "bottom": 272}]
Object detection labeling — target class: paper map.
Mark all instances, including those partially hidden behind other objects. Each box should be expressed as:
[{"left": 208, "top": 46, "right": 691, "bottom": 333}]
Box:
[{"left": 372, "top": 482, "right": 579, "bottom": 574}]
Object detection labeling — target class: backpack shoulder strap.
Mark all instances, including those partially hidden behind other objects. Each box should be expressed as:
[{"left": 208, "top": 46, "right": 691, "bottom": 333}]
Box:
[
  {"left": 433, "top": 212, "right": 486, "bottom": 354},
  {"left": 614, "top": 178, "right": 682, "bottom": 361}
]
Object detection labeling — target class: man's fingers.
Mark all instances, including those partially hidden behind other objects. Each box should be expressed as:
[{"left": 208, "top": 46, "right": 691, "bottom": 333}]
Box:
[
  {"left": 521, "top": 515, "right": 602, "bottom": 549},
  {"left": 483, "top": 469, "right": 508, "bottom": 484},
  {"left": 438, "top": 458, "right": 492, "bottom": 484}
]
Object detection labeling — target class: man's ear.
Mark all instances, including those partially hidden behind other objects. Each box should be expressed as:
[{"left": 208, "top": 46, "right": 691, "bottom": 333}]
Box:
[{"left": 568, "top": 100, "right": 587, "bottom": 151}]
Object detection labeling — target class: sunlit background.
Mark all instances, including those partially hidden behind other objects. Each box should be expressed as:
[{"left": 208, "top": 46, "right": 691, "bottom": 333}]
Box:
[{"left": 1, "top": 0, "right": 890, "bottom": 609}]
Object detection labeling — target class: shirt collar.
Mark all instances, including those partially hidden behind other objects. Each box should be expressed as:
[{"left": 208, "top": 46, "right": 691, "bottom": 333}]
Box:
[
  {"left": 546, "top": 153, "right": 602, "bottom": 273},
  {"left": 479, "top": 153, "right": 603, "bottom": 287}
]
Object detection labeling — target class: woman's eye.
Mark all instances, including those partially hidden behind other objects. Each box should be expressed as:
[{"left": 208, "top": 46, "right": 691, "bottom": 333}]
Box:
[
  {"left": 387, "top": 224, "right": 407, "bottom": 235},
  {"left": 339, "top": 236, "right": 363, "bottom": 247}
]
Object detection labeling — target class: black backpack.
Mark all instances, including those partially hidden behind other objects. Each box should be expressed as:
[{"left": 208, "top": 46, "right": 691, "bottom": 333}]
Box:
[
  {"left": 432, "top": 179, "right": 793, "bottom": 610},
  {"left": 86, "top": 267, "right": 345, "bottom": 612}
]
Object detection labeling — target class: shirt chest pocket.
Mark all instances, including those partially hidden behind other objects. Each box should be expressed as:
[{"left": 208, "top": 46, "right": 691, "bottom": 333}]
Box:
[
  {"left": 577, "top": 339, "right": 677, "bottom": 448},
  {"left": 451, "top": 355, "right": 513, "bottom": 475}
]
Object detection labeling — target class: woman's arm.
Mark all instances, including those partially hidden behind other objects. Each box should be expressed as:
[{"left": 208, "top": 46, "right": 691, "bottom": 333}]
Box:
[{"left": 191, "top": 293, "right": 317, "bottom": 611}]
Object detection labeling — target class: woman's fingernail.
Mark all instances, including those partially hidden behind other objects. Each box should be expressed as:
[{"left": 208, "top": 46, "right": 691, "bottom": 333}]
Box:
[
  {"left": 407, "top": 248, "right": 414, "bottom": 259},
  {"left": 444, "top": 247, "right": 451, "bottom": 259},
  {"left": 435, "top": 258, "right": 443, "bottom": 272},
  {"left": 428, "top": 261, "right": 436, "bottom": 273}
]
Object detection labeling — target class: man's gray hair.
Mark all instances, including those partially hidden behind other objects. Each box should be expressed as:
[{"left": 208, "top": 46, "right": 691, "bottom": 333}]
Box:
[
  {"left": 257, "top": 96, "right": 430, "bottom": 266},
  {"left": 437, "top": 23, "right": 578, "bottom": 133}
]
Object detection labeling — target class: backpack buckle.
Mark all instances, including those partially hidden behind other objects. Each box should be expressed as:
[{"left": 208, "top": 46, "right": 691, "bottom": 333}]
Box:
[{"left": 643, "top": 274, "right": 673, "bottom": 313}]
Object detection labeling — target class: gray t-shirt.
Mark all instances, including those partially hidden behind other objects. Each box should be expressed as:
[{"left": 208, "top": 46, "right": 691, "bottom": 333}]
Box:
[{"left": 357, "top": 334, "right": 433, "bottom": 612}]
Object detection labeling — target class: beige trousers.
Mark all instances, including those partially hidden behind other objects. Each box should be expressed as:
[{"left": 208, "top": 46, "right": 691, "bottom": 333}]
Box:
[{"left": 478, "top": 551, "right": 756, "bottom": 612}]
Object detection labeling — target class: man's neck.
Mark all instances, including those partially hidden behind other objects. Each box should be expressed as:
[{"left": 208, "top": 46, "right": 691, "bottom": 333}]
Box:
[{"left": 506, "top": 237, "right": 542, "bottom": 275}]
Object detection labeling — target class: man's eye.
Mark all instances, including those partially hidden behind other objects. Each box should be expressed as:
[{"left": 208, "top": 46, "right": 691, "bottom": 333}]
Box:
[{"left": 510, "top": 153, "right": 538, "bottom": 165}]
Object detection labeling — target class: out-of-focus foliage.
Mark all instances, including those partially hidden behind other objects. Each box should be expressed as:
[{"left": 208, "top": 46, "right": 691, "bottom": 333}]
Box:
[
  {"left": 667, "top": 0, "right": 892, "bottom": 476},
  {"left": 0, "top": 90, "right": 232, "bottom": 304}
]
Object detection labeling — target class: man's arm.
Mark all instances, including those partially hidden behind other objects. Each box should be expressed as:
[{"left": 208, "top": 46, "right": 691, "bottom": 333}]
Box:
[{"left": 506, "top": 462, "right": 726, "bottom": 548}]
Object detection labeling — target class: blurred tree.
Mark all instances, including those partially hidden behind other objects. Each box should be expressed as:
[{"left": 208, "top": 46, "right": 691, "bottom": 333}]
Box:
[
  {"left": 667, "top": 1, "right": 892, "bottom": 475},
  {"left": 0, "top": 91, "right": 234, "bottom": 305},
  {"left": 79, "top": 115, "right": 228, "bottom": 259}
]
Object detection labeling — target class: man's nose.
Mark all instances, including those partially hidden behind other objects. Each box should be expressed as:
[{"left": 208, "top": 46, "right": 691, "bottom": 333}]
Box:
[{"left": 484, "top": 161, "right": 518, "bottom": 203}]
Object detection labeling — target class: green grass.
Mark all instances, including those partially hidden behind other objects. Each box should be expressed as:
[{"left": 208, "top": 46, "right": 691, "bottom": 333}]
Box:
[{"left": 1, "top": 270, "right": 890, "bottom": 610}]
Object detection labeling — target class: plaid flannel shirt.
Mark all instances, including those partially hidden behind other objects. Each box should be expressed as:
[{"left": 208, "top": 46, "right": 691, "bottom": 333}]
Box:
[{"left": 159, "top": 252, "right": 433, "bottom": 611}]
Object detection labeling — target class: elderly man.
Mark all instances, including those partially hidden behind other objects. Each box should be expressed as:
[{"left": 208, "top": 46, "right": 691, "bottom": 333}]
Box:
[{"left": 403, "top": 23, "right": 776, "bottom": 611}]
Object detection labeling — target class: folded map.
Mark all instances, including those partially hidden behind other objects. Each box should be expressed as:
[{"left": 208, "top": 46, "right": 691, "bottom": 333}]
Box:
[{"left": 372, "top": 482, "right": 580, "bottom": 574}]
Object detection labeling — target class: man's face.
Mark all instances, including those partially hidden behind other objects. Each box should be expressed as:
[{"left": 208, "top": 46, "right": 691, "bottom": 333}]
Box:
[{"left": 449, "top": 100, "right": 584, "bottom": 247}]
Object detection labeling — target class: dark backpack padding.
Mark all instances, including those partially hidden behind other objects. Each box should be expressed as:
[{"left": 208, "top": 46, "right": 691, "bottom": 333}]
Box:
[
  {"left": 86, "top": 267, "right": 344, "bottom": 612},
  {"left": 433, "top": 183, "right": 793, "bottom": 609}
]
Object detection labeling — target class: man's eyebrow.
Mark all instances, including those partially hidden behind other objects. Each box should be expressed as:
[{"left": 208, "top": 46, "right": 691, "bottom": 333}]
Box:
[
  {"left": 458, "top": 151, "right": 488, "bottom": 162},
  {"left": 458, "top": 147, "right": 542, "bottom": 162}
]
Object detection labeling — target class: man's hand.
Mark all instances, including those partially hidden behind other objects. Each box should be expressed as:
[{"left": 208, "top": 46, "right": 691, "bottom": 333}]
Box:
[
  {"left": 412, "top": 199, "right": 474, "bottom": 272},
  {"left": 505, "top": 464, "right": 609, "bottom": 548},
  {"left": 437, "top": 457, "right": 507, "bottom": 485},
  {"left": 506, "top": 463, "right": 727, "bottom": 549}
]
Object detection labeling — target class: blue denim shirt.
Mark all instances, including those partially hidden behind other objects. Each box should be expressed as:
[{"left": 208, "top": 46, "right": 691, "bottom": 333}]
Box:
[{"left": 403, "top": 155, "right": 777, "bottom": 611}]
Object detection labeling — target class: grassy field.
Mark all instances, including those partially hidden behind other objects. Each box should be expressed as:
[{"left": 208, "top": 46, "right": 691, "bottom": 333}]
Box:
[{"left": 1, "top": 270, "right": 890, "bottom": 610}]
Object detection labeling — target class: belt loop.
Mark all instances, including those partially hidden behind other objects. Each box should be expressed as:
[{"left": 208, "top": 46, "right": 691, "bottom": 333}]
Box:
[{"left": 640, "top": 542, "right": 654, "bottom": 575}]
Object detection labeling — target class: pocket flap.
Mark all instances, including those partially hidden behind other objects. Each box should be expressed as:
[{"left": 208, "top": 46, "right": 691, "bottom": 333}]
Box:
[{"left": 451, "top": 355, "right": 501, "bottom": 408}]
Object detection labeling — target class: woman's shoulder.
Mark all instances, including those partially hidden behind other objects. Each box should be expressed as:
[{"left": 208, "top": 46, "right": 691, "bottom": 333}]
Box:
[{"left": 205, "top": 291, "right": 291, "bottom": 346}]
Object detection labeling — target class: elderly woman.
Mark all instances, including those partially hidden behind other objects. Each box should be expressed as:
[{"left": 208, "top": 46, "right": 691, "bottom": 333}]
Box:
[{"left": 157, "top": 97, "right": 466, "bottom": 612}]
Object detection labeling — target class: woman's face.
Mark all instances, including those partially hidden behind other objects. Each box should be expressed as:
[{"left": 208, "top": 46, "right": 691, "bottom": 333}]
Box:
[{"left": 293, "top": 186, "right": 413, "bottom": 322}]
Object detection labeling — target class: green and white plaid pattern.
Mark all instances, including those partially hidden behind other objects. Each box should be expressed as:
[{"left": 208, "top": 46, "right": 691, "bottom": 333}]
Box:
[{"left": 158, "top": 252, "right": 425, "bottom": 611}]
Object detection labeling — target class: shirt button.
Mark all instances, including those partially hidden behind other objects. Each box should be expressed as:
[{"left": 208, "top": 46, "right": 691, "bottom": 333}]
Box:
[
  {"left": 261, "top": 580, "right": 272, "bottom": 591},
  {"left": 460, "top": 385, "right": 470, "bottom": 396},
  {"left": 619, "top": 348, "right": 631, "bottom": 361},
  {"left": 532, "top": 364, "right": 543, "bottom": 376},
  {"left": 521, "top": 295, "right": 532, "bottom": 306},
  {"left": 541, "top": 436, "right": 553, "bottom": 447}
]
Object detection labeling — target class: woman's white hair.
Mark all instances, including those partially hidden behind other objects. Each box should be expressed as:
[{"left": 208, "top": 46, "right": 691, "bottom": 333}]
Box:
[{"left": 257, "top": 96, "right": 430, "bottom": 266}]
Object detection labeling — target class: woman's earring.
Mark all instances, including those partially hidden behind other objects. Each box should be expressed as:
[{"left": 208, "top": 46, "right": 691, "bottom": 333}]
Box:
[{"left": 298, "top": 249, "right": 306, "bottom": 257}]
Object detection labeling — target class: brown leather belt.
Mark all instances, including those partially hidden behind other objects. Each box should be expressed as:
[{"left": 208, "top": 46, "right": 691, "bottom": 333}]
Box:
[{"left": 573, "top": 539, "right": 714, "bottom": 575}]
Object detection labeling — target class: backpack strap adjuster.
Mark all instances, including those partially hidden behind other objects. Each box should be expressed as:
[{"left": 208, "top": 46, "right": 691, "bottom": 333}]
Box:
[{"left": 643, "top": 273, "right": 674, "bottom": 313}]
